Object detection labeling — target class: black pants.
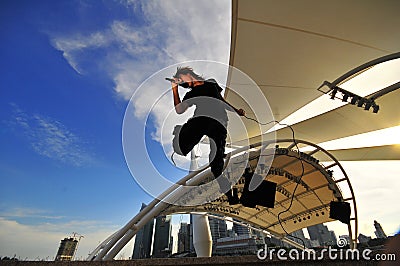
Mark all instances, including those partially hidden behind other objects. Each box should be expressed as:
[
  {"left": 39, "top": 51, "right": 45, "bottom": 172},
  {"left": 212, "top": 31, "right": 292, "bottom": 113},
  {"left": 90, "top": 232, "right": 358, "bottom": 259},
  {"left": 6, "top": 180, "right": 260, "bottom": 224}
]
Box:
[{"left": 173, "top": 117, "right": 227, "bottom": 178}]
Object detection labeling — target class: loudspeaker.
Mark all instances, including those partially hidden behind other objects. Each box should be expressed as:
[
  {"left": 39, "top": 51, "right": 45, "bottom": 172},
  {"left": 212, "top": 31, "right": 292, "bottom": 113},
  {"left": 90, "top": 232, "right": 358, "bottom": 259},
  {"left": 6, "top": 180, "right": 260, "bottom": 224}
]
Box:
[
  {"left": 329, "top": 201, "right": 351, "bottom": 224},
  {"left": 240, "top": 172, "right": 277, "bottom": 208}
]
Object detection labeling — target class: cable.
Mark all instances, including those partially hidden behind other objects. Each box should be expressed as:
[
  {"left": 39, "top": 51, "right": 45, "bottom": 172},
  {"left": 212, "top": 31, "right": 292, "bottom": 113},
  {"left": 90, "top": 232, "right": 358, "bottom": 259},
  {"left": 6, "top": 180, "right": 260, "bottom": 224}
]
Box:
[{"left": 243, "top": 115, "right": 306, "bottom": 249}]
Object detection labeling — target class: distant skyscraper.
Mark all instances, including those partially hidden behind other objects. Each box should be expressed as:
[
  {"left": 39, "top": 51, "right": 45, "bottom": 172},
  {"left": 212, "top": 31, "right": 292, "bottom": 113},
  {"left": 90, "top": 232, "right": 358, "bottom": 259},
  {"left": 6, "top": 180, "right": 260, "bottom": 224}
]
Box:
[
  {"left": 208, "top": 216, "right": 227, "bottom": 244},
  {"left": 233, "top": 219, "right": 251, "bottom": 237},
  {"left": 374, "top": 220, "right": 387, "bottom": 239},
  {"left": 307, "top": 224, "right": 337, "bottom": 246},
  {"left": 358, "top": 233, "right": 372, "bottom": 244},
  {"left": 177, "top": 222, "right": 191, "bottom": 253},
  {"left": 55, "top": 237, "right": 78, "bottom": 261},
  {"left": 288, "top": 229, "right": 308, "bottom": 247},
  {"left": 132, "top": 203, "right": 154, "bottom": 259},
  {"left": 152, "top": 215, "right": 172, "bottom": 258}
]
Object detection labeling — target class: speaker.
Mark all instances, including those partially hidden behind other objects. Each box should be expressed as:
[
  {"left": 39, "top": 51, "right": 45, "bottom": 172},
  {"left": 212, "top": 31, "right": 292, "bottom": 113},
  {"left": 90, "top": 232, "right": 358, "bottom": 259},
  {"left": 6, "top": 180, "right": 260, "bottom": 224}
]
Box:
[
  {"left": 329, "top": 201, "right": 351, "bottom": 224},
  {"left": 240, "top": 172, "right": 277, "bottom": 208}
]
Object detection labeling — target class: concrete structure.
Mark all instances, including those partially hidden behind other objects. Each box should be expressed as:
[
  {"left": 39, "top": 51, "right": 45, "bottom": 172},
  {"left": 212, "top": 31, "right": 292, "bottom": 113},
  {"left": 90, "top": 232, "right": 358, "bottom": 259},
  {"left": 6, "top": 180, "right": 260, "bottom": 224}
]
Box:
[{"left": 132, "top": 203, "right": 154, "bottom": 259}]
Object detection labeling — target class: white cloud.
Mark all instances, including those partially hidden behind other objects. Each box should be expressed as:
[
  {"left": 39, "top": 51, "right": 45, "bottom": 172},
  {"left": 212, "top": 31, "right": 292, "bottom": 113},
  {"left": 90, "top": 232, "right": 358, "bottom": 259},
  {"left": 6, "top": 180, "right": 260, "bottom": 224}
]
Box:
[
  {"left": 325, "top": 161, "right": 400, "bottom": 238},
  {"left": 0, "top": 217, "right": 133, "bottom": 260},
  {"left": 50, "top": 0, "right": 231, "bottom": 168},
  {"left": 10, "top": 104, "right": 95, "bottom": 167}
]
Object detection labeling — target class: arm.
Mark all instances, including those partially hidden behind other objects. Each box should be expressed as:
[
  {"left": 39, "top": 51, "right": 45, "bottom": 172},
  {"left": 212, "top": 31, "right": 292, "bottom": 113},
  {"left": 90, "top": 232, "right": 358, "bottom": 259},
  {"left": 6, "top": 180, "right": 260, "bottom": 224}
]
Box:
[
  {"left": 171, "top": 80, "right": 189, "bottom": 114},
  {"left": 220, "top": 95, "right": 245, "bottom": 116}
]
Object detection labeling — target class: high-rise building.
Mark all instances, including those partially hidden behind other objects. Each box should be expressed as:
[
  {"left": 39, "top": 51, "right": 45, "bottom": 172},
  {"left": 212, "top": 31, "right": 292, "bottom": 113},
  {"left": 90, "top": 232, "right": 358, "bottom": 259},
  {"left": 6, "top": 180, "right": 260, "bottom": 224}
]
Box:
[
  {"left": 55, "top": 237, "right": 78, "bottom": 261},
  {"left": 233, "top": 219, "right": 251, "bottom": 237},
  {"left": 358, "top": 233, "right": 372, "bottom": 244},
  {"left": 177, "top": 222, "right": 191, "bottom": 253},
  {"left": 208, "top": 216, "right": 227, "bottom": 254},
  {"left": 132, "top": 203, "right": 154, "bottom": 259},
  {"left": 374, "top": 220, "right": 387, "bottom": 239},
  {"left": 307, "top": 223, "right": 337, "bottom": 246},
  {"left": 152, "top": 215, "right": 172, "bottom": 258},
  {"left": 288, "top": 229, "right": 308, "bottom": 247},
  {"left": 208, "top": 216, "right": 227, "bottom": 243}
]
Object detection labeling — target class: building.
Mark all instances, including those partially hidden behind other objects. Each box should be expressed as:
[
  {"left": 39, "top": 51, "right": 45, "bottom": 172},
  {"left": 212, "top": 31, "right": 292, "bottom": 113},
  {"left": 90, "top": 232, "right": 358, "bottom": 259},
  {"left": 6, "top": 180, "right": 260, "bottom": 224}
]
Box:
[
  {"left": 152, "top": 215, "right": 172, "bottom": 258},
  {"left": 177, "top": 222, "right": 191, "bottom": 253},
  {"left": 208, "top": 216, "right": 228, "bottom": 254},
  {"left": 358, "top": 233, "right": 372, "bottom": 244},
  {"left": 55, "top": 237, "right": 78, "bottom": 261},
  {"left": 132, "top": 203, "right": 154, "bottom": 259},
  {"left": 233, "top": 219, "right": 251, "bottom": 237},
  {"left": 215, "top": 234, "right": 265, "bottom": 256},
  {"left": 374, "top": 220, "right": 387, "bottom": 239},
  {"left": 307, "top": 223, "right": 337, "bottom": 246},
  {"left": 288, "top": 229, "right": 309, "bottom": 247}
]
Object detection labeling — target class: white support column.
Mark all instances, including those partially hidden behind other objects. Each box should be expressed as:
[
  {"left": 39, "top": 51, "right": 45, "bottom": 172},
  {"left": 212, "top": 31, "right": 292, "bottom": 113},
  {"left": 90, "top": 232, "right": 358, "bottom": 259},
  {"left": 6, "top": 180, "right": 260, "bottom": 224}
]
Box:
[
  {"left": 192, "top": 213, "right": 212, "bottom": 257},
  {"left": 190, "top": 148, "right": 212, "bottom": 257}
]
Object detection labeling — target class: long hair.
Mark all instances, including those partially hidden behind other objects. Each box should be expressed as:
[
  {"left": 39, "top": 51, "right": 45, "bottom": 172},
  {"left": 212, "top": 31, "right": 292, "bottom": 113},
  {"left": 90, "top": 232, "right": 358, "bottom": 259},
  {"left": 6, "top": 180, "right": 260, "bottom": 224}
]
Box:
[{"left": 173, "top": 66, "right": 204, "bottom": 81}]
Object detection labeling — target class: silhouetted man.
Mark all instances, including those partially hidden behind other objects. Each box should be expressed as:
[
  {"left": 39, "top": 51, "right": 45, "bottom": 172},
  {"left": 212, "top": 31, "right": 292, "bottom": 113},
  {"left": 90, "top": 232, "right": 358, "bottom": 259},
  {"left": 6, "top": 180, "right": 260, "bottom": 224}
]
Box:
[{"left": 170, "top": 67, "right": 245, "bottom": 203}]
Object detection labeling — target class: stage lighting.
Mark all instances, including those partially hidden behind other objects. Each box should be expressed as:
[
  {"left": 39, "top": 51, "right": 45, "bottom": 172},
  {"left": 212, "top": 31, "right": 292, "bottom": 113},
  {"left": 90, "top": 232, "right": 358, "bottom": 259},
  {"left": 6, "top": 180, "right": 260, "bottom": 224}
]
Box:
[
  {"left": 357, "top": 98, "right": 365, "bottom": 107},
  {"left": 350, "top": 96, "right": 358, "bottom": 105},
  {"left": 342, "top": 93, "right": 349, "bottom": 102},
  {"left": 373, "top": 105, "right": 380, "bottom": 113},
  {"left": 330, "top": 87, "right": 338, "bottom": 99},
  {"left": 364, "top": 101, "right": 372, "bottom": 111}
]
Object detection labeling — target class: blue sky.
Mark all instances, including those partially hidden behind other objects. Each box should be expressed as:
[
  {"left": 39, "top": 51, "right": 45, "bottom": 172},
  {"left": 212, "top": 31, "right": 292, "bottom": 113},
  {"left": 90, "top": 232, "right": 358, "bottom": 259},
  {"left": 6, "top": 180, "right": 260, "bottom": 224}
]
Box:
[{"left": 0, "top": 0, "right": 231, "bottom": 259}]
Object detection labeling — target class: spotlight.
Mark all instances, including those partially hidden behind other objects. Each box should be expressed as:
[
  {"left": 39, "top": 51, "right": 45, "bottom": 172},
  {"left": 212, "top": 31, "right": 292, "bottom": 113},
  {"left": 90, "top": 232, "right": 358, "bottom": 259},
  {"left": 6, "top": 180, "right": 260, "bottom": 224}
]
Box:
[
  {"left": 357, "top": 98, "right": 365, "bottom": 107},
  {"left": 316, "top": 213, "right": 319, "bottom": 217},
  {"left": 303, "top": 217, "right": 306, "bottom": 221},
  {"left": 307, "top": 216, "right": 311, "bottom": 219},
  {"left": 364, "top": 101, "right": 372, "bottom": 111},
  {"left": 321, "top": 211, "right": 325, "bottom": 215},
  {"left": 294, "top": 220, "right": 297, "bottom": 224},
  {"left": 373, "top": 105, "right": 380, "bottom": 113},
  {"left": 350, "top": 96, "right": 358, "bottom": 105},
  {"left": 298, "top": 219, "right": 302, "bottom": 223},
  {"left": 342, "top": 93, "right": 349, "bottom": 102},
  {"left": 330, "top": 87, "right": 338, "bottom": 99}
]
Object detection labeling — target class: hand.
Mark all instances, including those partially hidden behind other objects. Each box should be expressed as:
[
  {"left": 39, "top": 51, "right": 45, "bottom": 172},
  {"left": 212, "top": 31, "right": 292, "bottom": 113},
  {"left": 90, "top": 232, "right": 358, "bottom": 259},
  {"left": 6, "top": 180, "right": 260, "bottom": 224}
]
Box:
[
  {"left": 236, "top": 108, "right": 245, "bottom": 116},
  {"left": 171, "top": 77, "right": 180, "bottom": 88}
]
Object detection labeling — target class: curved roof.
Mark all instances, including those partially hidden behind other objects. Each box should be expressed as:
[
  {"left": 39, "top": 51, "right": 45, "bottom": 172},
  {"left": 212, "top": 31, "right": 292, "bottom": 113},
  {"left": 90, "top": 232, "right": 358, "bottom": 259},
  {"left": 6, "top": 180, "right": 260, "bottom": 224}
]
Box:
[
  {"left": 161, "top": 140, "right": 355, "bottom": 237},
  {"left": 226, "top": 0, "right": 400, "bottom": 157}
]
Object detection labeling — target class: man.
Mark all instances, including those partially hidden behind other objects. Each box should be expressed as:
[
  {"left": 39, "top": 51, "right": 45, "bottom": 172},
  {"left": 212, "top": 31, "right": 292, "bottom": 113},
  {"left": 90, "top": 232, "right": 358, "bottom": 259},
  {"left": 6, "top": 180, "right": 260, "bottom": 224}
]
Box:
[{"left": 170, "top": 66, "right": 245, "bottom": 203}]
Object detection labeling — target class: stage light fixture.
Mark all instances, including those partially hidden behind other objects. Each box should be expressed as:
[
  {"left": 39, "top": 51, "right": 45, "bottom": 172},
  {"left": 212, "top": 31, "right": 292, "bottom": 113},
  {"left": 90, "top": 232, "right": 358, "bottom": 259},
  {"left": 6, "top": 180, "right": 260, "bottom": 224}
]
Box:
[
  {"left": 330, "top": 87, "right": 338, "bottom": 99},
  {"left": 373, "top": 104, "right": 379, "bottom": 113},
  {"left": 342, "top": 93, "right": 349, "bottom": 102},
  {"left": 364, "top": 101, "right": 372, "bottom": 111},
  {"left": 357, "top": 98, "right": 365, "bottom": 107},
  {"left": 350, "top": 96, "right": 358, "bottom": 105}
]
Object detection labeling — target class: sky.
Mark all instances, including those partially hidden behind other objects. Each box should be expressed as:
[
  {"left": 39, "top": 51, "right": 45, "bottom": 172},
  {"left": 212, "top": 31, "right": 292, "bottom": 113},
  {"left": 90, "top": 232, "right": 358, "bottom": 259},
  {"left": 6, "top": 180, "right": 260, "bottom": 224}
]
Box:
[
  {"left": 0, "top": 0, "right": 231, "bottom": 260},
  {"left": 0, "top": 0, "right": 398, "bottom": 261}
]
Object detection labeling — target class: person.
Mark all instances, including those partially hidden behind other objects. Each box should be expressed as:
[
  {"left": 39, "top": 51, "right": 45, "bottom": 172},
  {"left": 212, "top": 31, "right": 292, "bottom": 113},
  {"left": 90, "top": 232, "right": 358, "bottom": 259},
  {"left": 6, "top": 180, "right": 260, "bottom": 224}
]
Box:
[{"left": 169, "top": 66, "right": 245, "bottom": 204}]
